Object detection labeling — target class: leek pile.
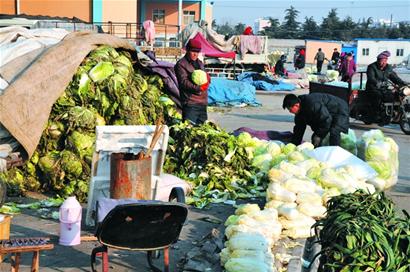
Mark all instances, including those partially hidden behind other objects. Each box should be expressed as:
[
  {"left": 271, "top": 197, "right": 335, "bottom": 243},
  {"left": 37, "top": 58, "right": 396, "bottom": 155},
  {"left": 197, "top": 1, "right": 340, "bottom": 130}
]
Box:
[{"left": 314, "top": 190, "right": 410, "bottom": 272}]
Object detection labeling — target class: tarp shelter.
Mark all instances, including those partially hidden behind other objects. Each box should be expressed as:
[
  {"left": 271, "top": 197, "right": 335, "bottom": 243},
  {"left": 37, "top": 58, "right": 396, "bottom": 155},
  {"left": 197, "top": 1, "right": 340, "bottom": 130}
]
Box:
[
  {"left": 0, "top": 30, "right": 135, "bottom": 158},
  {"left": 188, "top": 32, "right": 236, "bottom": 59}
]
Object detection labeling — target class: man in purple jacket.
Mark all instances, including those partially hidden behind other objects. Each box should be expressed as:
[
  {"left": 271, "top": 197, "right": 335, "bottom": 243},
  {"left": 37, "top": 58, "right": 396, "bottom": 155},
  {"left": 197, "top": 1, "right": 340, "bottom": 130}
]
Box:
[{"left": 174, "top": 39, "right": 210, "bottom": 124}]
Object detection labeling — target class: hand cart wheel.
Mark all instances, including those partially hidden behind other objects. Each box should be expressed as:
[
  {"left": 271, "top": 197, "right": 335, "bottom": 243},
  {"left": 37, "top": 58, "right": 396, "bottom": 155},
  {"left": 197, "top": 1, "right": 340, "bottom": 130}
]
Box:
[{"left": 168, "top": 187, "right": 185, "bottom": 204}]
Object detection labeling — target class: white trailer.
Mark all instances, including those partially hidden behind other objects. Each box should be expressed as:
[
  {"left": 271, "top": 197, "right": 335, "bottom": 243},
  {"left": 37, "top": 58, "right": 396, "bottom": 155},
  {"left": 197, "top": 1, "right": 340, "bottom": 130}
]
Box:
[{"left": 355, "top": 38, "right": 410, "bottom": 66}]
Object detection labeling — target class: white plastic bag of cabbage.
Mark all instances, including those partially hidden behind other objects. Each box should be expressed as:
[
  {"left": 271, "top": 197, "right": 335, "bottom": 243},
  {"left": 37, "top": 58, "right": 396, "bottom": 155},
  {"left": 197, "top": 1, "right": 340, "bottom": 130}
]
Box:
[
  {"left": 322, "top": 129, "right": 358, "bottom": 155},
  {"left": 357, "top": 130, "right": 399, "bottom": 190}
]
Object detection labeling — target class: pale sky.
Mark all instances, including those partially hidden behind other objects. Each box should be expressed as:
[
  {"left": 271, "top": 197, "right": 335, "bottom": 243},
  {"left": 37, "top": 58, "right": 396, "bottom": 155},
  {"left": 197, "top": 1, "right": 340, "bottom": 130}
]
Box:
[{"left": 211, "top": 0, "right": 410, "bottom": 26}]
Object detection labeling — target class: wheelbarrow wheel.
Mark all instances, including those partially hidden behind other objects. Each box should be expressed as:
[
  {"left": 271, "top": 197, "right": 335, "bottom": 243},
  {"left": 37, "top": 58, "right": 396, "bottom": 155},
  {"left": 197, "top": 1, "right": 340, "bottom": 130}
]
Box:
[{"left": 168, "top": 187, "right": 185, "bottom": 204}]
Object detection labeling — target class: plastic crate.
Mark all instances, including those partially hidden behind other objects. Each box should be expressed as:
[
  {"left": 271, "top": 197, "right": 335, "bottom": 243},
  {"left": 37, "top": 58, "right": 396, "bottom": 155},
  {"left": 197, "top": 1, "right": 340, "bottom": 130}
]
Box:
[{"left": 85, "top": 125, "right": 169, "bottom": 226}]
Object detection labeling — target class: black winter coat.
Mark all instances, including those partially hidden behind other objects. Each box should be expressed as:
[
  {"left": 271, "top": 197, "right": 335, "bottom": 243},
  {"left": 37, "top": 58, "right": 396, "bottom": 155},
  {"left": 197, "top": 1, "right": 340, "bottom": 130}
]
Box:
[
  {"left": 365, "top": 62, "right": 406, "bottom": 91},
  {"left": 292, "top": 93, "right": 349, "bottom": 145},
  {"left": 294, "top": 55, "right": 305, "bottom": 69},
  {"left": 274, "top": 59, "right": 286, "bottom": 76}
]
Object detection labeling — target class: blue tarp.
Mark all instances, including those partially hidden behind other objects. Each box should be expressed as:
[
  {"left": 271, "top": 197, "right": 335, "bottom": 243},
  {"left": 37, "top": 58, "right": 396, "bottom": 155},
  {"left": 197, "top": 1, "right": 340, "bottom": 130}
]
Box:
[
  {"left": 237, "top": 72, "right": 296, "bottom": 92},
  {"left": 208, "top": 78, "right": 260, "bottom": 106}
]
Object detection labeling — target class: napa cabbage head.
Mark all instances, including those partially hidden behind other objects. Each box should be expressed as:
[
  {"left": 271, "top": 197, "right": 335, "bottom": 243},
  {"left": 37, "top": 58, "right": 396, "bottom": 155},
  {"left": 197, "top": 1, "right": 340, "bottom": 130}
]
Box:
[
  {"left": 191, "top": 69, "right": 208, "bottom": 85},
  {"left": 365, "top": 141, "right": 391, "bottom": 161},
  {"left": 237, "top": 132, "right": 260, "bottom": 148},
  {"left": 266, "top": 142, "right": 281, "bottom": 157},
  {"left": 60, "top": 150, "right": 83, "bottom": 178},
  {"left": 67, "top": 131, "right": 95, "bottom": 159},
  {"left": 252, "top": 153, "right": 272, "bottom": 172},
  {"left": 271, "top": 153, "right": 287, "bottom": 167},
  {"left": 367, "top": 161, "right": 392, "bottom": 180},
  {"left": 287, "top": 151, "right": 306, "bottom": 163},
  {"left": 225, "top": 257, "right": 270, "bottom": 272},
  {"left": 296, "top": 142, "right": 314, "bottom": 151},
  {"left": 282, "top": 143, "right": 296, "bottom": 155}
]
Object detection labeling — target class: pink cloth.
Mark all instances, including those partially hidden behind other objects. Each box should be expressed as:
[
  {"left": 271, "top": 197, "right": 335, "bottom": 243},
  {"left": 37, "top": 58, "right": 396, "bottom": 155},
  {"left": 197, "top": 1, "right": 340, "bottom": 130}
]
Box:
[
  {"left": 188, "top": 33, "right": 236, "bottom": 59},
  {"left": 143, "top": 20, "right": 155, "bottom": 45},
  {"left": 287, "top": 72, "right": 302, "bottom": 79},
  {"left": 239, "top": 35, "right": 262, "bottom": 57}
]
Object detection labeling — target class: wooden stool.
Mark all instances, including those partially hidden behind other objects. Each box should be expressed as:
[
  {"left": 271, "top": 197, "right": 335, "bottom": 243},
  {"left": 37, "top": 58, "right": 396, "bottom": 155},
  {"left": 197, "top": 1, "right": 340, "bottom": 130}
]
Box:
[
  {"left": 0, "top": 215, "right": 11, "bottom": 263},
  {"left": 0, "top": 237, "right": 54, "bottom": 272}
]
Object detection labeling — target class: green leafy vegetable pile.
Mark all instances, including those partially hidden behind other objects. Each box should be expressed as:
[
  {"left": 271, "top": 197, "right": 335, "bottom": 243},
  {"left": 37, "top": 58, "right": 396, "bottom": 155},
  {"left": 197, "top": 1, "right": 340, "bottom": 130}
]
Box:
[
  {"left": 0, "top": 46, "right": 177, "bottom": 201},
  {"left": 163, "top": 122, "right": 267, "bottom": 208},
  {"left": 314, "top": 190, "right": 410, "bottom": 272}
]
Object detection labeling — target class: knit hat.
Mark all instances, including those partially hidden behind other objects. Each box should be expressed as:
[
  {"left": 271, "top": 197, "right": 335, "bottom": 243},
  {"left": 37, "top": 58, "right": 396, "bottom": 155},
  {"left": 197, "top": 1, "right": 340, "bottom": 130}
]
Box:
[
  {"left": 377, "top": 51, "right": 391, "bottom": 59},
  {"left": 243, "top": 26, "right": 253, "bottom": 35},
  {"left": 186, "top": 39, "right": 202, "bottom": 52}
]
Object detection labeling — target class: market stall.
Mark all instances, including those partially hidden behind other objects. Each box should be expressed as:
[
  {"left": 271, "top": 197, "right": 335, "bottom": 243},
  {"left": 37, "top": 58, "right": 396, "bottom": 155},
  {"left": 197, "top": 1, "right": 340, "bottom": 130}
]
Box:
[{"left": 0, "top": 25, "right": 408, "bottom": 272}]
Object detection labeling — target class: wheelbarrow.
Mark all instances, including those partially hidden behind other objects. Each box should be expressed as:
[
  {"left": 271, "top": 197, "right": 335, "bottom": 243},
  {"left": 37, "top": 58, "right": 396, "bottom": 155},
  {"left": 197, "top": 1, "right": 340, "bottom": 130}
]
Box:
[
  {"left": 85, "top": 125, "right": 190, "bottom": 227},
  {"left": 90, "top": 202, "right": 188, "bottom": 272}
]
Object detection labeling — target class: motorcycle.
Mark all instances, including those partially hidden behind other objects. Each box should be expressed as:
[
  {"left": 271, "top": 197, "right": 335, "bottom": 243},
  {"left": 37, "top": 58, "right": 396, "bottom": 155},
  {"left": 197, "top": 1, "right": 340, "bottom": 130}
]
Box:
[{"left": 349, "top": 83, "right": 410, "bottom": 135}]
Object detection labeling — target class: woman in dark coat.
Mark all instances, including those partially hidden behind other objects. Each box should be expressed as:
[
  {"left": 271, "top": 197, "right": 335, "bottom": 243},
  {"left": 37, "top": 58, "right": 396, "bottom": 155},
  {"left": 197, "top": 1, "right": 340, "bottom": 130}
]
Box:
[
  {"left": 274, "top": 55, "right": 287, "bottom": 77},
  {"left": 294, "top": 49, "right": 305, "bottom": 70},
  {"left": 339, "top": 53, "right": 356, "bottom": 82}
]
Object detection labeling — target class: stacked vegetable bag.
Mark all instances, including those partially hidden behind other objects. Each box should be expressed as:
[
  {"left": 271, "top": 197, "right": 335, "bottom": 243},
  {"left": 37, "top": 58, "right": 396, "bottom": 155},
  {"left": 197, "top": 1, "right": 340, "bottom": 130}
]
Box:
[
  {"left": 314, "top": 190, "right": 410, "bottom": 272},
  {"left": 357, "top": 129, "right": 399, "bottom": 190},
  {"left": 220, "top": 204, "right": 281, "bottom": 272},
  {"left": 0, "top": 46, "right": 176, "bottom": 201},
  {"left": 236, "top": 133, "right": 397, "bottom": 237}
]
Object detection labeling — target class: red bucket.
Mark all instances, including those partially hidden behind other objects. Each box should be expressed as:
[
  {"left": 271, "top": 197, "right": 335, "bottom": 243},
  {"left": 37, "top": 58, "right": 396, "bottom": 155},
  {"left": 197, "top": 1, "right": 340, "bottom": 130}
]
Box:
[{"left": 110, "top": 153, "right": 152, "bottom": 200}]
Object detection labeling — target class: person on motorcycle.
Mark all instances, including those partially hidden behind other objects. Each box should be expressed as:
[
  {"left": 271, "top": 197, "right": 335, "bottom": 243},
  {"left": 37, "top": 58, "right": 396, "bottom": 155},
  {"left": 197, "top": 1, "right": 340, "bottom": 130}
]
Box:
[
  {"left": 282, "top": 93, "right": 349, "bottom": 147},
  {"left": 365, "top": 51, "right": 407, "bottom": 116}
]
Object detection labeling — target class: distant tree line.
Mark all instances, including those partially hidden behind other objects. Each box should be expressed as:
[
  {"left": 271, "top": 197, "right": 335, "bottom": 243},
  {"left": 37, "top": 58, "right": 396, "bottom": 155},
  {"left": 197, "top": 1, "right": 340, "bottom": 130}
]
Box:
[{"left": 212, "top": 6, "right": 410, "bottom": 41}]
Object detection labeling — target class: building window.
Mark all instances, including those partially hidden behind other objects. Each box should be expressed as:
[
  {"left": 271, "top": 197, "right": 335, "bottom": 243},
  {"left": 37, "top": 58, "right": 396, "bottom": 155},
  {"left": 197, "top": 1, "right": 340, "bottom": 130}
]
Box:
[
  {"left": 183, "top": 10, "right": 195, "bottom": 25},
  {"left": 396, "top": 49, "right": 404, "bottom": 56},
  {"left": 153, "top": 9, "right": 165, "bottom": 24},
  {"left": 362, "top": 48, "right": 369, "bottom": 56}
]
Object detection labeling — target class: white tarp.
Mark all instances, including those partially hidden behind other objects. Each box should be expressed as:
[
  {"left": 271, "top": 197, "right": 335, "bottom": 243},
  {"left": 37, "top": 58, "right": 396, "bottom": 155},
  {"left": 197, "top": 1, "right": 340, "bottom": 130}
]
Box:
[
  {"left": 0, "top": 26, "right": 69, "bottom": 160},
  {"left": 181, "top": 20, "right": 238, "bottom": 52},
  {"left": 0, "top": 26, "right": 69, "bottom": 93},
  {"left": 306, "top": 146, "right": 377, "bottom": 181}
]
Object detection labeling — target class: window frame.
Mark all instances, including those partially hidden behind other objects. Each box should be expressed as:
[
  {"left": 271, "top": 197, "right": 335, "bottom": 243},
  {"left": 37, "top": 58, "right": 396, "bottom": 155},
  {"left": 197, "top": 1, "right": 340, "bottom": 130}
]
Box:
[
  {"left": 183, "top": 10, "right": 196, "bottom": 25},
  {"left": 396, "top": 48, "right": 404, "bottom": 57},
  {"left": 362, "top": 48, "right": 370, "bottom": 56},
  {"left": 152, "top": 9, "right": 165, "bottom": 24}
]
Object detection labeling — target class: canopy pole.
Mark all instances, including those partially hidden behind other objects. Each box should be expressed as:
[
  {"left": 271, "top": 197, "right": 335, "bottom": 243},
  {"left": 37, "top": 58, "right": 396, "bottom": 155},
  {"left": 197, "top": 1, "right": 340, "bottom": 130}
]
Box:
[
  {"left": 15, "top": 0, "right": 20, "bottom": 14},
  {"left": 178, "top": 0, "right": 182, "bottom": 34}
]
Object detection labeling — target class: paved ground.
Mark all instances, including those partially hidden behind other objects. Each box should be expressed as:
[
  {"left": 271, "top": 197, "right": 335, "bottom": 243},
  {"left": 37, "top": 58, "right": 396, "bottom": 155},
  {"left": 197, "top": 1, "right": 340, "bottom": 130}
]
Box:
[{"left": 2, "top": 71, "right": 410, "bottom": 271}]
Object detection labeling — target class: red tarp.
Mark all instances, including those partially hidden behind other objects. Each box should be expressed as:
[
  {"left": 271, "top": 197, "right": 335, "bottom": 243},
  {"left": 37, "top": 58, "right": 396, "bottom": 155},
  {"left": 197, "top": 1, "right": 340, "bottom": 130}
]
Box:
[{"left": 188, "top": 32, "right": 236, "bottom": 59}]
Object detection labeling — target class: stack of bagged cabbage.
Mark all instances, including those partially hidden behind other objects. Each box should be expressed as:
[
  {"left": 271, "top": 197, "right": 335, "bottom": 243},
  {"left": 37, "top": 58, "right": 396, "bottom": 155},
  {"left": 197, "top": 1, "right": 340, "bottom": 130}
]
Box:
[
  {"left": 221, "top": 203, "right": 281, "bottom": 272},
  {"left": 357, "top": 129, "right": 399, "bottom": 190},
  {"left": 220, "top": 129, "right": 399, "bottom": 271},
  {"left": 0, "top": 46, "right": 178, "bottom": 201}
]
